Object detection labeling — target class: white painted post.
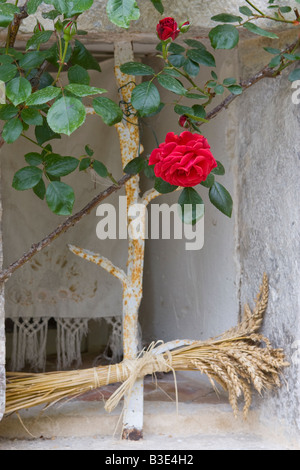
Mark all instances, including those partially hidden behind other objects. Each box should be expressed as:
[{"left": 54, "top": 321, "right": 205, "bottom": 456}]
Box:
[
  {"left": 70, "top": 41, "right": 145, "bottom": 439},
  {"left": 114, "top": 41, "right": 145, "bottom": 440}
]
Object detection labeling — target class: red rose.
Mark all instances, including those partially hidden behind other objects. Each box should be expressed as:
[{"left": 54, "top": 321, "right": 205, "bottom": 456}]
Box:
[
  {"left": 178, "top": 115, "right": 189, "bottom": 128},
  {"left": 149, "top": 131, "right": 217, "bottom": 187},
  {"left": 179, "top": 21, "right": 190, "bottom": 33},
  {"left": 156, "top": 17, "right": 180, "bottom": 41}
]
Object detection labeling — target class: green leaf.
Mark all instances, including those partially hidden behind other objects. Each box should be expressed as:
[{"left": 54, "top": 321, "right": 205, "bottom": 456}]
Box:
[
  {"left": 0, "top": 64, "right": 17, "bottom": 82},
  {"left": 209, "top": 24, "right": 239, "bottom": 50},
  {"left": 279, "top": 6, "right": 291, "bottom": 13},
  {"left": 0, "top": 4, "right": 19, "bottom": 27},
  {"left": 27, "top": 69, "right": 54, "bottom": 91},
  {"left": 26, "top": 31, "right": 53, "bottom": 51},
  {"left": 223, "top": 77, "right": 236, "bottom": 85},
  {"left": 47, "top": 96, "right": 86, "bottom": 136},
  {"left": 268, "top": 54, "right": 281, "bottom": 68},
  {"left": 282, "top": 53, "right": 300, "bottom": 61},
  {"left": 64, "top": 83, "right": 107, "bottom": 97},
  {"left": 27, "top": 0, "right": 43, "bottom": 14},
  {"left": 288, "top": 68, "right": 300, "bottom": 82},
  {"left": 184, "top": 39, "right": 206, "bottom": 50},
  {"left": 45, "top": 0, "right": 93, "bottom": 18},
  {"left": 33, "top": 178, "right": 46, "bottom": 200},
  {"left": 71, "top": 40, "right": 101, "bottom": 72},
  {"left": 6, "top": 77, "right": 32, "bottom": 106},
  {"left": 93, "top": 160, "right": 108, "bottom": 178},
  {"left": 68, "top": 65, "right": 90, "bottom": 85},
  {"left": 131, "top": 81, "right": 160, "bottom": 117},
  {"left": 42, "top": 8, "right": 61, "bottom": 19},
  {"left": 18, "top": 51, "right": 48, "bottom": 70},
  {"left": 21, "top": 108, "right": 43, "bottom": 126},
  {"left": 200, "top": 173, "right": 215, "bottom": 188},
  {"left": 2, "top": 118, "right": 23, "bottom": 143},
  {"left": 162, "top": 67, "right": 181, "bottom": 78},
  {"left": 227, "top": 84, "right": 243, "bottom": 95},
  {"left": 46, "top": 181, "right": 75, "bottom": 215},
  {"left": 209, "top": 182, "right": 233, "bottom": 217},
  {"left": 184, "top": 92, "right": 207, "bottom": 100},
  {"left": 186, "top": 49, "right": 216, "bottom": 67},
  {"left": 0, "top": 104, "right": 18, "bottom": 120},
  {"left": 178, "top": 187, "right": 204, "bottom": 225},
  {"left": 154, "top": 177, "right": 178, "bottom": 194},
  {"left": 168, "top": 54, "right": 186, "bottom": 68},
  {"left": 263, "top": 47, "right": 281, "bottom": 55},
  {"left": 168, "top": 43, "right": 185, "bottom": 54},
  {"left": 93, "top": 96, "right": 123, "bottom": 126},
  {"left": 26, "top": 86, "right": 62, "bottom": 106},
  {"left": 183, "top": 59, "right": 200, "bottom": 77},
  {"left": 157, "top": 74, "right": 186, "bottom": 95},
  {"left": 243, "top": 22, "right": 279, "bottom": 39},
  {"left": 79, "top": 157, "right": 91, "bottom": 171},
  {"left": 25, "top": 152, "right": 43, "bottom": 166},
  {"left": 212, "top": 13, "right": 242, "bottom": 23},
  {"left": 144, "top": 164, "right": 155, "bottom": 179},
  {"left": 211, "top": 160, "right": 225, "bottom": 176},
  {"left": 239, "top": 6, "right": 253, "bottom": 16},
  {"left": 214, "top": 84, "right": 225, "bottom": 95},
  {"left": 174, "top": 104, "right": 193, "bottom": 115},
  {"left": 45, "top": 154, "right": 79, "bottom": 177},
  {"left": 150, "top": 0, "right": 164, "bottom": 14},
  {"left": 35, "top": 117, "right": 61, "bottom": 145},
  {"left": 63, "top": 0, "right": 93, "bottom": 16},
  {"left": 85, "top": 144, "right": 94, "bottom": 157},
  {"left": 12, "top": 166, "right": 43, "bottom": 190},
  {"left": 123, "top": 156, "right": 146, "bottom": 175},
  {"left": 120, "top": 61, "right": 155, "bottom": 76},
  {"left": 106, "top": 0, "right": 140, "bottom": 28},
  {"left": 0, "top": 55, "right": 14, "bottom": 65}
]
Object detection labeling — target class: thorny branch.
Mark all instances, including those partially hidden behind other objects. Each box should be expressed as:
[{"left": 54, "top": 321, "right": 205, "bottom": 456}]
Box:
[
  {"left": 0, "top": 174, "right": 132, "bottom": 284},
  {"left": 200, "top": 39, "right": 300, "bottom": 125}
]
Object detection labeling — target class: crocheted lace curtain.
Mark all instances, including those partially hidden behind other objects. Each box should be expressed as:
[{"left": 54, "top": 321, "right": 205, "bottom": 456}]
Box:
[{"left": 2, "top": 60, "right": 127, "bottom": 371}]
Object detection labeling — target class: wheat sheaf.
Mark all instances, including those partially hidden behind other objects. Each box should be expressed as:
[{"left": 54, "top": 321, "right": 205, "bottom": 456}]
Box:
[{"left": 5, "top": 273, "right": 289, "bottom": 418}]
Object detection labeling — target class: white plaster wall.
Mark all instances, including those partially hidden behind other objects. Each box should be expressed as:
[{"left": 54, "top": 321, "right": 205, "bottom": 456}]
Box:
[{"left": 140, "top": 51, "right": 240, "bottom": 343}]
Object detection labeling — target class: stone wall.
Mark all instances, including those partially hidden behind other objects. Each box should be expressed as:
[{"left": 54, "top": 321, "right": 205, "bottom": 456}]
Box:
[{"left": 237, "top": 32, "right": 300, "bottom": 444}]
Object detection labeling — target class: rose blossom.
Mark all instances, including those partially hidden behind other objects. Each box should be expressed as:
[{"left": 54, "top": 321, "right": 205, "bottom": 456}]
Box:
[
  {"left": 149, "top": 131, "right": 217, "bottom": 187},
  {"left": 156, "top": 17, "right": 180, "bottom": 41},
  {"left": 178, "top": 115, "right": 189, "bottom": 128}
]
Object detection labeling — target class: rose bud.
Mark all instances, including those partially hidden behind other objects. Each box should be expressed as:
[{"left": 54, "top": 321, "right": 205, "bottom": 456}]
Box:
[
  {"left": 34, "top": 21, "right": 45, "bottom": 34},
  {"left": 149, "top": 131, "right": 217, "bottom": 188},
  {"left": 63, "top": 20, "right": 77, "bottom": 41},
  {"left": 156, "top": 17, "right": 180, "bottom": 41},
  {"left": 179, "top": 115, "right": 189, "bottom": 128},
  {"left": 179, "top": 21, "right": 190, "bottom": 33}
]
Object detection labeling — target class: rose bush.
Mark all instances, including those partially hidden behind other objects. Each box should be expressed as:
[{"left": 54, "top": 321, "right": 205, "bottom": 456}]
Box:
[
  {"left": 156, "top": 17, "right": 180, "bottom": 41},
  {"left": 149, "top": 131, "right": 217, "bottom": 187}
]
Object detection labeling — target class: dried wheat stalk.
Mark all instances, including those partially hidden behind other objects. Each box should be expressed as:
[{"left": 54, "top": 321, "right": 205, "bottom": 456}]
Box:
[{"left": 5, "top": 274, "right": 289, "bottom": 418}]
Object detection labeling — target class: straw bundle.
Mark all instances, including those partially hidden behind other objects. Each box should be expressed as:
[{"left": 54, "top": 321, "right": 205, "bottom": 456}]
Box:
[{"left": 5, "top": 274, "right": 289, "bottom": 418}]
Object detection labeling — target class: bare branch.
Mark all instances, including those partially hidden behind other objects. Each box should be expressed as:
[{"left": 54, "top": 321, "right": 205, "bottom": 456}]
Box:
[
  {"left": 201, "top": 39, "right": 299, "bottom": 126},
  {"left": 68, "top": 244, "right": 128, "bottom": 284},
  {"left": 141, "top": 187, "right": 181, "bottom": 206},
  {"left": 0, "top": 174, "right": 132, "bottom": 284}
]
